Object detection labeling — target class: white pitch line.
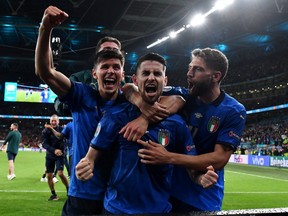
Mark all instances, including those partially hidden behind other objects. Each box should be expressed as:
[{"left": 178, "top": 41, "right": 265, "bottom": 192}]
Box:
[
  {"left": 226, "top": 170, "right": 288, "bottom": 182},
  {"left": 225, "top": 191, "right": 288, "bottom": 194}
]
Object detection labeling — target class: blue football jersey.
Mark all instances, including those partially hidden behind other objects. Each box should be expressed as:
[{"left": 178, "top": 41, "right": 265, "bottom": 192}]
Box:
[
  {"left": 61, "top": 81, "right": 125, "bottom": 200},
  {"left": 61, "top": 121, "right": 73, "bottom": 156},
  {"left": 91, "top": 103, "right": 195, "bottom": 214},
  {"left": 165, "top": 87, "right": 246, "bottom": 211}
]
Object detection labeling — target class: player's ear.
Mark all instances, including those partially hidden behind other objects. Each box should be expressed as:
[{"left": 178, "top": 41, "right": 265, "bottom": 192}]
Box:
[
  {"left": 92, "top": 68, "right": 97, "bottom": 79},
  {"left": 132, "top": 74, "right": 138, "bottom": 86},
  {"left": 213, "top": 71, "right": 222, "bottom": 82},
  {"left": 164, "top": 76, "right": 168, "bottom": 87}
]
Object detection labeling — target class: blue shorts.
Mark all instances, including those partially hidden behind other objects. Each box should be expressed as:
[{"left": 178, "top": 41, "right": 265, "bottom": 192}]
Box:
[
  {"left": 45, "top": 156, "right": 65, "bottom": 173},
  {"left": 7, "top": 151, "right": 17, "bottom": 161},
  {"left": 62, "top": 196, "right": 103, "bottom": 215}
]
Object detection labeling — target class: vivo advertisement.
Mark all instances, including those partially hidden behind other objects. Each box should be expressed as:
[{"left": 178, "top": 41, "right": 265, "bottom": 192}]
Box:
[
  {"left": 229, "top": 154, "right": 288, "bottom": 168},
  {"left": 248, "top": 155, "right": 270, "bottom": 166}
]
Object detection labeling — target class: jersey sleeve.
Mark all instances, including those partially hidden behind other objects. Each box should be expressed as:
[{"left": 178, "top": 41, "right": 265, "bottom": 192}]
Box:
[
  {"left": 41, "top": 129, "right": 55, "bottom": 154},
  {"left": 3, "top": 132, "right": 12, "bottom": 145},
  {"left": 59, "top": 81, "right": 92, "bottom": 109},
  {"left": 90, "top": 113, "right": 120, "bottom": 150},
  {"left": 174, "top": 117, "right": 197, "bottom": 156},
  {"left": 217, "top": 107, "right": 246, "bottom": 151},
  {"left": 61, "top": 122, "right": 72, "bottom": 139},
  {"left": 162, "top": 86, "right": 190, "bottom": 100}
]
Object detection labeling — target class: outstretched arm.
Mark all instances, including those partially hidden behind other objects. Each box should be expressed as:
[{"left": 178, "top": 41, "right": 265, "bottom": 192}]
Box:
[
  {"left": 35, "top": 6, "right": 71, "bottom": 97},
  {"left": 44, "top": 123, "right": 64, "bottom": 140},
  {"left": 137, "top": 139, "right": 233, "bottom": 171}
]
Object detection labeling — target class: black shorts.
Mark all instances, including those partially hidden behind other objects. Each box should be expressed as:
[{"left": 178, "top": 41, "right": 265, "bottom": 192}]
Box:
[
  {"left": 169, "top": 196, "right": 200, "bottom": 213},
  {"left": 62, "top": 196, "right": 103, "bottom": 216},
  {"left": 7, "top": 151, "right": 17, "bottom": 161},
  {"left": 45, "top": 156, "right": 65, "bottom": 173}
]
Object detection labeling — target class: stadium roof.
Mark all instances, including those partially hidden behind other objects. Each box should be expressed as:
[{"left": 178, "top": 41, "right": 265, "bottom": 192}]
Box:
[{"left": 1, "top": 0, "right": 288, "bottom": 83}]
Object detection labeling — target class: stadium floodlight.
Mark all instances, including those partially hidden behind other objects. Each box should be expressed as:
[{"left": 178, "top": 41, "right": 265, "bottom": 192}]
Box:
[
  {"left": 169, "top": 31, "right": 177, "bottom": 39},
  {"left": 169, "top": 27, "right": 186, "bottom": 39},
  {"left": 146, "top": 0, "right": 235, "bottom": 49},
  {"left": 189, "top": 14, "right": 206, "bottom": 27},
  {"left": 176, "top": 27, "right": 186, "bottom": 34},
  {"left": 214, "top": 0, "right": 234, "bottom": 11},
  {"left": 147, "top": 36, "right": 169, "bottom": 49}
]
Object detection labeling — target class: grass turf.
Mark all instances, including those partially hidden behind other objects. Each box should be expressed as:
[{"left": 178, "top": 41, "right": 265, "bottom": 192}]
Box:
[
  {"left": 0, "top": 151, "right": 67, "bottom": 216},
  {"left": 0, "top": 151, "right": 287, "bottom": 215}
]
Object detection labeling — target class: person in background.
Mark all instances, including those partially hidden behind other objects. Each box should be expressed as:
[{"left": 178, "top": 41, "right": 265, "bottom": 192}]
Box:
[
  {"left": 2, "top": 123, "right": 22, "bottom": 181},
  {"left": 40, "top": 168, "right": 59, "bottom": 183},
  {"left": 41, "top": 86, "right": 50, "bottom": 103},
  {"left": 44, "top": 121, "right": 73, "bottom": 178},
  {"left": 41, "top": 114, "right": 69, "bottom": 201}
]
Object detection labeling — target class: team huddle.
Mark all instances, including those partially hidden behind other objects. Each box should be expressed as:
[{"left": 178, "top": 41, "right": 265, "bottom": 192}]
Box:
[{"left": 33, "top": 5, "right": 246, "bottom": 215}]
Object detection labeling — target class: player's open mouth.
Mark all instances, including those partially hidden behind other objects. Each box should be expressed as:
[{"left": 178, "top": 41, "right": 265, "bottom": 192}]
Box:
[
  {"left": 104, "top": 78, "right": 116, "bottom": 87},
  {"left": 145, "top": 84, "right": 157, "bottom": 96},
  {"left": 187, "top": 79, "right": 194, "bottom": 89}
]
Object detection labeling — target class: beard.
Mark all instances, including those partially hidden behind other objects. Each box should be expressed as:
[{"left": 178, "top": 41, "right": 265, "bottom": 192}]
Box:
[{"left": 188, "top": 75, "right": 213, "bottom": 97}]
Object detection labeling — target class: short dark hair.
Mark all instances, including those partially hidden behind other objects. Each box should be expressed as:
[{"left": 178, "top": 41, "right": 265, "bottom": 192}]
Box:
[
  {"left": 192, "top": 48, "right": 228, "bottom": 82},
  {"left": 94, "top": 48, "right": 125, "bottom": 67},
  {"left": 136, "top": 53, "right": 167, "bottom": 74},
  {"left": 12, "top": 123, "right": 18, "bottom": 128},
  {"left": 95, "top": 36, "right": 121, "bottom": 53}
]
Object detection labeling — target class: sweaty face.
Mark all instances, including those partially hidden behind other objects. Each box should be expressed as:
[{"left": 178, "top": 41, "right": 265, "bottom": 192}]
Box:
[
  {"left": 134, "top": 60, "right": 167, "bottom": 104},
  {"left": 50, "top": 117, "right": 59, "bottom": 128},
  {"left": 187, "top": 57, "right": 214, "bottom": 97},
  {"left": 95, "top": 58, "right": 123, "bottom": 100}
]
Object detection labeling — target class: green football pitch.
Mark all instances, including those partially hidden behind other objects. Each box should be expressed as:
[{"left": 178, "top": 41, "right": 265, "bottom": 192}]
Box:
[
  {"left": 0, "top": 151, "right": 287, "bottom": 215},
  {"left": 16, "top": 90, "right": 41, "bottom": 103}
]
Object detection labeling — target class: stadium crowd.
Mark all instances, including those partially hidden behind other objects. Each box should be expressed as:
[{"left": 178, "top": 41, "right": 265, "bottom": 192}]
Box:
[
  {"left": 223, "top": 55, "right": 288, "bottom": 84},
  {"left": 1, "top": 105, "right": 288, "bottom": 156},
  {"left": 238, "top": 110, "right": 288, "bottom": 156},
  {"left": 0, "top": 103, "right": 69, "bottom": 149}
]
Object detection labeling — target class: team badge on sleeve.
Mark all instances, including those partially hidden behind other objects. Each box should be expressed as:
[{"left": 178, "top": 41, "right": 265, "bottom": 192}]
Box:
[
  {"left": 207, "top": 116, "right": 220, "bottom": 133},
  {"left": 229, "top": 131, "right": 241, "bottom": 141},
  {"left": 94, "top": 123, "right": 101, "bottom": 137},
  {"left": 158, "top": 129, "right": 170, "bottom": 147}
]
